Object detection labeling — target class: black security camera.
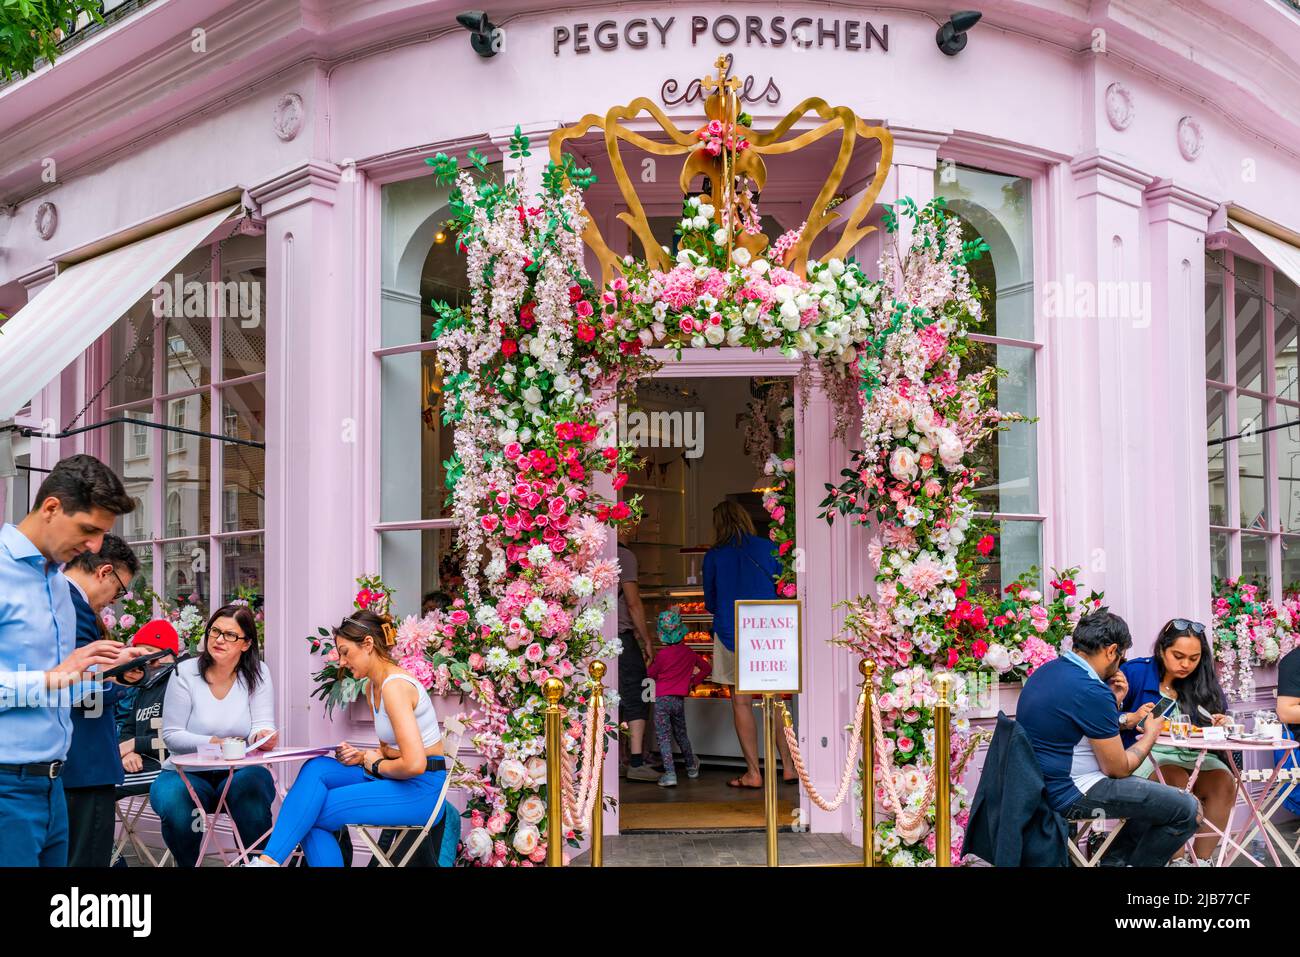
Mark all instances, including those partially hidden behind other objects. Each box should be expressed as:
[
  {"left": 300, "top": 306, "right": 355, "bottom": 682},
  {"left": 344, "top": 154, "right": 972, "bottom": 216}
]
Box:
[
  {"left": 457, "top": 10, "right": 502, "bottom": 58},
  {"left": 936, "top": 11, "right": 982, "bottom": 56}
]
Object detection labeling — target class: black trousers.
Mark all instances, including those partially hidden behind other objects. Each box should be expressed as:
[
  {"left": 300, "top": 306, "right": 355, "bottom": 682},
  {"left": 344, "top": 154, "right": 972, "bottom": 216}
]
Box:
[{"left": 65, "top": 784, "right": 118, "bottom": 868}]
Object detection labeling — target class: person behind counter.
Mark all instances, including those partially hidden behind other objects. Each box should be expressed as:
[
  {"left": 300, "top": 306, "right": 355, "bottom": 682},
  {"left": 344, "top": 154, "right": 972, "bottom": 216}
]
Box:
[
  {"left": 647, "top": 607, "right": 711, "bottom": 787},
  {"left": 617, "top": 521, "right": 659, "bottom": 782},
  {"left": 149, "top": 604, "right": 277, "bottom": 867},
  {"left": 703, "top": 500, "right": 796, "bottom": 789},
  {"left": 1118, "top": 618, "right": 1233, "bottom": 864}
]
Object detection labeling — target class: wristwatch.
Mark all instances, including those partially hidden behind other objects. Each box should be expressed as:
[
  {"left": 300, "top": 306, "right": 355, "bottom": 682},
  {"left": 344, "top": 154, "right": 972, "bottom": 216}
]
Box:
[{"left": 369, "top": 758, "right": 384, "bottom": 778}]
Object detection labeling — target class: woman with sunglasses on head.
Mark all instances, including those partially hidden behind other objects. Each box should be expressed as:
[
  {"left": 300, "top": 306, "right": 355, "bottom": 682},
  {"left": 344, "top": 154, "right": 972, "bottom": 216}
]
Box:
[
  {"left": 148, "top": 604, "right": 278, "bottom": 867},
  {"left": 1116, "top": 618, "right": 1234, "bottom": 864},
  {"left": 244, "top": 609, "right": 446, "bottom": 867}
]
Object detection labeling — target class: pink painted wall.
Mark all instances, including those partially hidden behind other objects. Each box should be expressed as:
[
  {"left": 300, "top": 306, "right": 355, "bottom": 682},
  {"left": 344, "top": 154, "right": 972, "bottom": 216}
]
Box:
[{"left": 2, "top": 0, "right": 1299, "bottom": 845}]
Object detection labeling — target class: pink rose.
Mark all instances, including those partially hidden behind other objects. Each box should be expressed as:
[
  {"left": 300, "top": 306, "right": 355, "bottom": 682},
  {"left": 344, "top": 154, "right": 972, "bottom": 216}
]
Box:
[{"left": 525, "top": 643, "right": 545, "bottom": 663}]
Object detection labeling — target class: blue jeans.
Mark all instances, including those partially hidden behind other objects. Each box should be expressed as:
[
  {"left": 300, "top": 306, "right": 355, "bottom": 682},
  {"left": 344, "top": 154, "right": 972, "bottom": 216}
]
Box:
[
  {"left": 149, "top": 767, "right": 275, "bottom": 868},
  {"left": 263, "top": 756, "right": 446, "bottom": 867},
  {"left": 1065, "top": 774, "right": 1199, "bottom": 867},
  {"left": 0, "top": 771, "right": 68, "bottom": 867}
]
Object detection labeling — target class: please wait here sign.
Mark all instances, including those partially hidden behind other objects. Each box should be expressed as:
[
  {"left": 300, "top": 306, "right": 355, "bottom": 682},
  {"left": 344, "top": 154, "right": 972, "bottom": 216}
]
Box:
[{"left": 734, "top": 600, "right": 802, "bottom": 695}]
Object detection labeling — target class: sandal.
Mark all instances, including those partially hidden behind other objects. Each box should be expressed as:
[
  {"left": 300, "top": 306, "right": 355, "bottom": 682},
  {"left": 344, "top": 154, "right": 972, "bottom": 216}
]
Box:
[{"left": 727, "top": 777, "right": 763, "bottom": 789}]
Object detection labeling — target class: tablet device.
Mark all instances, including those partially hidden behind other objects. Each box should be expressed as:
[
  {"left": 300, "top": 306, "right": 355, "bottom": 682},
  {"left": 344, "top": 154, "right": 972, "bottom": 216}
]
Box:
[{"left": 100, "top": 648, "right": 171, "bottom": 681}]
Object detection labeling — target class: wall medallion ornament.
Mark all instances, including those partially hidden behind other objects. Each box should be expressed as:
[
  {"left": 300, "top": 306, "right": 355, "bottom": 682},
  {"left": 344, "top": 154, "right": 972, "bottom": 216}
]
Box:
[
  {"left": 1177, "top": 115, "right": 1204, "bottom": 161},
  {"left": 34, "top": 202, "right": 57, "bottom": 240},
  {"left": 1104, "top": 82, "right": 1135, "bottom": 131},
  {"left": 272, "top": 92, "right": 305, "bottom": 142}
]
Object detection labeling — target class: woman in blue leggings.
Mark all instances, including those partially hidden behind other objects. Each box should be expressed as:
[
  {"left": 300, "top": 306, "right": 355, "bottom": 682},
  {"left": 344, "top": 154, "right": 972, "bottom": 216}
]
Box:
[{"left": 246, "top": 609, "right": 446, "bottom": 866}]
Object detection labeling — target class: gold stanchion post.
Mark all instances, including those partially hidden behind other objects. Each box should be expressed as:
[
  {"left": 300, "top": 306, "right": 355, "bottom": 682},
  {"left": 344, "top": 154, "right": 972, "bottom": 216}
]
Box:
[
  {"left": 763, "top": 693, "right": 778, "bottom": 867},
  {"left": 543, "top": 677, "right": 565, "bottom": 867},
  {"left": 860, "top": 659, "right": 876, "bottom": 867},
  {"left": 933, "top": 672, "right": 954, "bottom": 867},
  {"left": 588, "top": 661, "right": 606, "bottom": 868}
]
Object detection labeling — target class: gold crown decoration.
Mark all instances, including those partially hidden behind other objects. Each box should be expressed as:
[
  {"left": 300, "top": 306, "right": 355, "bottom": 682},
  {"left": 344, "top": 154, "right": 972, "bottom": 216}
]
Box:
[{"left": 549, "top": 55, "right": 894, "bottom": 284}]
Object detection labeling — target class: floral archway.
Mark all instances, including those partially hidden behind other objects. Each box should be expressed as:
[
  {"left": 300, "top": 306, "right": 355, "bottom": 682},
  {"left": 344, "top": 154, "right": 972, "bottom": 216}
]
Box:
[{"left": 311, "top": 60, "right": 1102, "bottom": 866}]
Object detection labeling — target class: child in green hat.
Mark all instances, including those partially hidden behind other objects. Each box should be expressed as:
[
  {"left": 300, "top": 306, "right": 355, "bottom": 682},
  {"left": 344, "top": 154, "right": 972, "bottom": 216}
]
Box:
[{"left": 646, "top": 606, "right": 711, "bottom": 786}]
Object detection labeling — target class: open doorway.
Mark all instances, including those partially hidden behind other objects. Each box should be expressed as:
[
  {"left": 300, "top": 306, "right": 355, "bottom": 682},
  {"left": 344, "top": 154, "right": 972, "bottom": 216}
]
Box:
[{"left": 617, "top": 373, "right": 800, "bottom": 831}]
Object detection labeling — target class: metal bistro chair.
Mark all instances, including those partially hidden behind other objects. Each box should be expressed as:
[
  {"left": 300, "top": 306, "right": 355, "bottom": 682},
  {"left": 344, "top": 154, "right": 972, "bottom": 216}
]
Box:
[
  {"left": 1067, "top": 815, "right": 1127, "bottom": 867},
  {"left": 351, "top": 718, "right": 464, "bottom": 868},
  {"left": 112, "top": 715, "right": 172, "bottom": 867}
]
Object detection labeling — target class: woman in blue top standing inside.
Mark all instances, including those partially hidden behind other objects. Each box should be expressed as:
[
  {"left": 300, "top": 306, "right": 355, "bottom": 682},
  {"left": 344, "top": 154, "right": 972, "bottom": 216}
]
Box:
[
  {"left": 704, "top": 501, "right": 796, "bottom": 789},
  {"left": 1117, "top": 618, "right": 1233, "bottom": 863}
]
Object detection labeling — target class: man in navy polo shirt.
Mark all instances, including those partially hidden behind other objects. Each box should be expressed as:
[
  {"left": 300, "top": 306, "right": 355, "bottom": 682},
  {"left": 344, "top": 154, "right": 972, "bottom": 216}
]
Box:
[{"left": 1018, "top": 609, "right": 1199, "bottom": 866}]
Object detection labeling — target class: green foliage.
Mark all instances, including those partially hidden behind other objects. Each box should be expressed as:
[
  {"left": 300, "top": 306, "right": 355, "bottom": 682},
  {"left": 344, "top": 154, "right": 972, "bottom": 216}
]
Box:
[
  {"left": 0, "top": 0, "right": 101, "bottom": 80},
  {"left": 426, "top": 152, "right": 459, "bottom": 186},
  {"left": 507, "top": 124, "right": 531, "bottom": 159}
]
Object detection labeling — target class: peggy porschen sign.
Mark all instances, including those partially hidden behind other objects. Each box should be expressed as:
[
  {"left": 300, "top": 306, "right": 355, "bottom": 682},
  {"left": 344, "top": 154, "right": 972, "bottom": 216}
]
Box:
[{"left": 552, "top": 15, "right": 891, "bottom": 107}]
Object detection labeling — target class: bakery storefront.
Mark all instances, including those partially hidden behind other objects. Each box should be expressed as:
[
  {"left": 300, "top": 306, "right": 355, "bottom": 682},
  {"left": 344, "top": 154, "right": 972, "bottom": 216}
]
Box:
[{"left": 1, "top": 0, "right": 1299, "bottom": 852}]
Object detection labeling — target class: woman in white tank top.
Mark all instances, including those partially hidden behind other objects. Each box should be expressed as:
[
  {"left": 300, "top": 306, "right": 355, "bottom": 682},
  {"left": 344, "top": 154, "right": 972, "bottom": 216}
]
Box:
[{"left": 246, "top": 609, "right": 447, "bottom": 867}]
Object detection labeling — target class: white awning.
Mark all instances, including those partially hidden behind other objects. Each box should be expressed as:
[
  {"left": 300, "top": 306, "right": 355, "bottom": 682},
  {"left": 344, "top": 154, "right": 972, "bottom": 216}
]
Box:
[
  {"left": 1230, "top": 217, "right": 1300, "bottom": 291},
  {"left": 0, "top": 203, "right": 240, "bottom": 421}
]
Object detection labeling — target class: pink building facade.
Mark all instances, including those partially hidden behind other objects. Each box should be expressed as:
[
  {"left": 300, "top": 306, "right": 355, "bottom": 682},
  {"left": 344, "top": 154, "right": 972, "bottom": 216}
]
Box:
[{"left": 1, "top": 0, "right": 1299, "bottom": 846}]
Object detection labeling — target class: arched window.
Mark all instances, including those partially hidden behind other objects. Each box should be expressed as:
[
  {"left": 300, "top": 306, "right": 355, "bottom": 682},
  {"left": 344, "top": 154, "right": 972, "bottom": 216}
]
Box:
[{"left": 936, "top": 163, "right": 1041, "bottom": 592}]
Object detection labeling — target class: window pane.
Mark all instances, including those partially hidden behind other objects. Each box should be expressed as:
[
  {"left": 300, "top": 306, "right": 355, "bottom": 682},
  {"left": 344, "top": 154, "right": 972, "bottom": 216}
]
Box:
[
  {"left": 966, "top": 342, "right": 1037, "bottom": 514},
  {"left": 129, "top": 544, "right": 154, "bottom": 599},
  {"left": 162, "top": 539, "right": 209, "bottom": 609},
  {"left": 935, "top": 165, "right": 1034, "bottom": 342},
  {"left": 1279, "top": 404, "right": 1300, "bottom": 533},
  {"left": 380, "top": 352, "right": 456, "bottom": 521},
  {"left": 1236, "top": 394, "right": 1268, "bottom": 528},
  {"left": 160, "top": 246, "right": 217, "bottom": 392},
  {"left": 109, "top": 409, "right": 154, "bottom": 542},
  {"left": 1235, "top": 258, "right": 1264, "bottom": 392},
  {"left": 1210, "top": 530, "right": 1230, "bottom": 584},
  {"left": 1205, "top": 253, "right": 1225, "bottom": 383},
  {"left": 1207, "top": 388, "right": 1228, "bottom": 526},
  {"left": 164, "top": 394, "right": 210, "bottom": 538},
  {"left": 218, "top": 234, "right": 267, "bottom": 379},
  {"left": 221, "top": 534, "right": 263, "bottom": 606},
  {"left": 1283, "top": 536, "right": 1300, "bottom": 598},
  {"left": 1277, "top": 273, "right": 1300, "bottom": 402},
  {"left": 109, "top": 301, "right": 156, "bottom": 406},
  {"left": 221, "top": 380, "right": 265, "bottom": 532},
  {"left": 378, "top": 528, "right": 460, "bottom": 617},
  {"left": 973, "top": 520, "right": 1042, "bottom": 598},
  {"left": 1240, "top": 532, "right": 1271, "bottom": 595}
]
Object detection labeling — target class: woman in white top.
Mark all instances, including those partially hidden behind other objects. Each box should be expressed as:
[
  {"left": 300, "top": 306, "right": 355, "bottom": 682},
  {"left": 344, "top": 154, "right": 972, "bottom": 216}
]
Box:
[
  {"left": 148, "top": 604, "right": 278, "bottom": 867},
  {"left": 247, "top": 608, "right": 445, "bottom": 867}
]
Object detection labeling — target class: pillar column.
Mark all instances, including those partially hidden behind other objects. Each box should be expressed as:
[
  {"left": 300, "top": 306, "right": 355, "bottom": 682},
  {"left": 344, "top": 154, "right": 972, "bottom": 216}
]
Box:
[
  {"left": 250, "top": 160, "right": 355, "bottom": 748},
  {"left": 1145, "top": 180, "right": 1218, "bottom": 628}
]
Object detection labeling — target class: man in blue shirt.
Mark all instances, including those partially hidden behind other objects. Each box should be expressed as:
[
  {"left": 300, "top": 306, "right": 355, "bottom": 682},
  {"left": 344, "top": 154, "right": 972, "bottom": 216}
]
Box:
[
  {"left": 0, "top": 454, "right": 148, "bottom": 867},
  {"left": 1018, "top": 609, "right": 1199, "bottom": 866}
]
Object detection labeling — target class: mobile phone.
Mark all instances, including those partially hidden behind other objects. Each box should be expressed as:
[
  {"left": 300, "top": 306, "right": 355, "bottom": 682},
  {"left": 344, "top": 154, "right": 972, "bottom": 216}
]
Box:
[{"left": 1151, "top": 696, "right": 1178, "bottom": 720}]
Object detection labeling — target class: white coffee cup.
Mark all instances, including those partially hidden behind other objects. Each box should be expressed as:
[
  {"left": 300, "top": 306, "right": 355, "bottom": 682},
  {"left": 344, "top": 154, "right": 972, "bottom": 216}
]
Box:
[{"left": 221, "top": 737, "right": 247, "bottom": 760}]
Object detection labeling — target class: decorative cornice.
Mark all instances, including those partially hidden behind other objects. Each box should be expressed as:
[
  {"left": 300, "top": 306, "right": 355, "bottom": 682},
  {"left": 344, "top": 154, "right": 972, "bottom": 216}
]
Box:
[
  {"left": 1070, "top": 149, "right": 1155, "bottom": 208},
  {"left": 249, "top": 161, "right": 342, "bottom": 216},
  {"left": 1145, "top": 178, "right": 1219, "bottom": 229},
  {"left": 883, "top": 123, "right": 951, "bottom": 170}
]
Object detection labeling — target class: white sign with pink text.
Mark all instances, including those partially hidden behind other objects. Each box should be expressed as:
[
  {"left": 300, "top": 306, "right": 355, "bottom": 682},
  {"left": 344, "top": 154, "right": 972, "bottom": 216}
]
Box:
[{"left": 734, "top": 600, "right": 802, "bottom": 695}]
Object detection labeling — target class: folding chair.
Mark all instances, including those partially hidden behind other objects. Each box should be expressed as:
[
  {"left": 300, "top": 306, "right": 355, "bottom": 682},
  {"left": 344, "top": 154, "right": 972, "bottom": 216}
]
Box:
[
  {"left": 352, "top": 721, "right": 463, "bottom": 868},
  {"left": 112, "top": 791, "right": 172, "bottom": 867},
  {"left": 1067, "top": 816, "right": 1127, "bottom": 867}
]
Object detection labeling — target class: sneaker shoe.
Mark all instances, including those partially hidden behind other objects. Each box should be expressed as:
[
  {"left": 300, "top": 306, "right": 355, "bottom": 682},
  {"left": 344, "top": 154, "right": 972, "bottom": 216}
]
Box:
[
  {"left": 1167, "top": 857, "right": 1194, "bottom": 867},
  {"left": 241, "top": 857, "right": 276, "bottom": 867},
  {"left": 657, "top": 772, "right": 678, "bottom": 787},
  {"left": 626, "top": 763, "right": 661, "bottom": 782},
  {"left": 686, "top": 758, "right": 701, "bottom": 779}
]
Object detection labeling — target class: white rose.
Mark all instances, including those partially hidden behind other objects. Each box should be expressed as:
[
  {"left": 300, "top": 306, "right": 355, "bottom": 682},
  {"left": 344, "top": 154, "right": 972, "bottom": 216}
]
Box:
[
  {"left": 517, "top": 794, "right": 547, "bottom": 825},
  {"left": 679, "top": 218, "right": 693, "bottom": 234},
  {"left": 692, "top": 215, "right": 708, "bottom": 230},
  {"left": 936, "top": 428, "right": 964, "bottom": 468},
  {"left": 638, "top": 328, "right": 653, "bottom": 347},
  {"left": 731, "top": 247, "right": 751, "bottom": 266},
  {"left": 726, "top": 324, "right": 744, "bottom": 346},
  {"left": 982, "top": 643, "right": 1013, "bottom": 673},
  {"left": 497, "top": 759, "right": 528, "bottom": 790},
  {"left": 751, "top": 259, "right": 770, "bottom": 275},
  {"left": 889, "top": 447, "right": 919, "bottom": 482},
  {"left": 712, "top": 228, "right": 728, "bottom": 245},
  {"left": 464, "top": 827, "right": 494, "bottom": 860},
  {"left": 704, "top": 323, "right": 726, "bottom": 345},
  {"left": 524, "top": 756, "right": 547, "bottom": 786},
  {"left": 496, "top": 429, "right": 517, "bottom": 446},
  {"left": 676, "top": 248, "right": 696, "bottom": 267},
  {"left": 511, "top": 823, "right": 541, "bottom": 856},
  {"left": 522, "top": 386, "right": 543, "bottom": 405},
  {"left": 698, "top": 203, "right": 715, "bottom": 220}
]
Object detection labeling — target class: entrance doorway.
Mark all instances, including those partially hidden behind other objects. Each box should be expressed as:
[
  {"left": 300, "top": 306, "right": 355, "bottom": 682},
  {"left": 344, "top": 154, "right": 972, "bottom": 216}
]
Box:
[{"left": 617, "top": 372, "right": 800, "bottom": 831}]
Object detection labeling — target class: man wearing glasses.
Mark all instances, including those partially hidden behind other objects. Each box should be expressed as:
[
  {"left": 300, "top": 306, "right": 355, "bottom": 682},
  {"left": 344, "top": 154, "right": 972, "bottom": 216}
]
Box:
[
  {"left": 1017, "top": 609, "right": 1200, "bottom": 866},
  {"left": 0, "top": 455, "right": 150, "bottom": 867},
  {"left": 62, "top": 535, "right": 142, "bottom": 867}
]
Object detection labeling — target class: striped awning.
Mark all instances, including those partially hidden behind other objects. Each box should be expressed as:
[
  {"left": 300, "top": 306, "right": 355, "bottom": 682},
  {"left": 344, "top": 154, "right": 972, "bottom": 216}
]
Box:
[
  {"left": 1229, "top": 217, "right": 1300, "bottom": 292},
  {"left": 0, "top": 203, "right": 240, "bottom": 421}
]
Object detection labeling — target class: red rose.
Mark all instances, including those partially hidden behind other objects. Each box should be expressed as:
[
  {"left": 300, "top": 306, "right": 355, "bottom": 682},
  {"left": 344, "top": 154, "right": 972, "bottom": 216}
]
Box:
[
  {"left": 501, "top": 339, "right": 518, "bottom": 357},
  {"left": 954, "top": 580, "right": 968, "bottom": 599},
  {"left": 568, "top": 284, "right": 584, "bottom": 303},
  {"left": 977, "top": 535, "right": 995, "bottom": 556},
  {"left": 947, "top": 648, "right": 960, "bottom": 669},
  {"left": 612, "top": 473, "right": 628, "bottom": 490},
  {"left": 1059, "top": 579, "right": 1077, "bottom": 596},
  {"left": 972, "top": 639, "right": 989, "bottom": 659},
  {"left": 576, "top": 324, "right": 596, "bottom": 342}
]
